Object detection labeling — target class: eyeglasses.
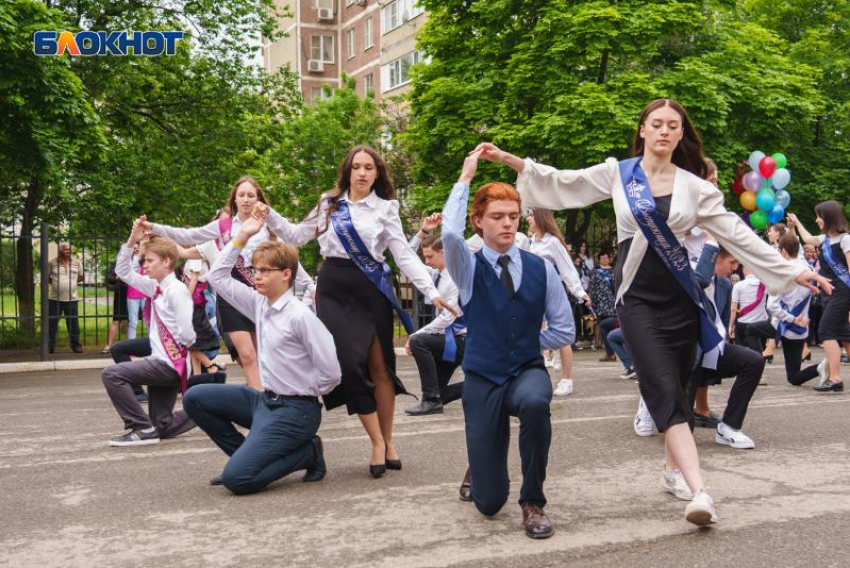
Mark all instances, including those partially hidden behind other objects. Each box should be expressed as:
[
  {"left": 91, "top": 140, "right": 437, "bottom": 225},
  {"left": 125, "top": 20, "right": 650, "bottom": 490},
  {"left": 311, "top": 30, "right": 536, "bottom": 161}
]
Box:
[{"left": 249, "top": 267, "right": 285, "bottom": 277}]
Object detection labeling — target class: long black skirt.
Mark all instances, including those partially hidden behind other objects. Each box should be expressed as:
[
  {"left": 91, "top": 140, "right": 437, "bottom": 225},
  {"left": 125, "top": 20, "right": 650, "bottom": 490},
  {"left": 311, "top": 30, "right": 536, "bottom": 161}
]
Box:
[{"left": 317, "top": 257, "right": 408, "bottom": 415}]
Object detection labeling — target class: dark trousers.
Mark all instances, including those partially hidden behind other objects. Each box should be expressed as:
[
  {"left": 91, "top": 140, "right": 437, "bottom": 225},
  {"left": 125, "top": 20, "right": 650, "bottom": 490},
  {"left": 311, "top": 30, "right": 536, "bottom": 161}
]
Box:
[
  {"left": 598, "top": 316, "right": 617, "bottom": 356},
  {"left": 409, "top": 333, "right": 465, "bottom": 404},
  {"left": 110, "top": 338, "right": 151, "bottom": 397},
  {"left": 183, "top": 384, "right": 321, "bottom": 495},
  {"left": 689, "top": 343, "right": 764, "bottom": 430},
  {"left": 101, "top": 358, "right": 195, "bottom": 437},
  {"left": 463, "top": 367, "right": 552, "bottom": 516},
  {"left": 48, "top": 300, "right": 81, "bottom": 349},
  {"left": 735, "top": 321, "right": 765, "bottom": 353}
]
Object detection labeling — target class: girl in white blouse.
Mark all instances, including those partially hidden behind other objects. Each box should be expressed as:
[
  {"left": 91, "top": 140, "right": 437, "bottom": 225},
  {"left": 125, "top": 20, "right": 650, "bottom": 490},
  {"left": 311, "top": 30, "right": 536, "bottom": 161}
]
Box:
[
  {"left": 527, "top": 208, "right": 590, "bottom": 397},
  {"left": 262, "top": 145, "right": 453, "bottom": 477},
  {"left": 474, "top": 98, "right": 827, "bottom": 526}
]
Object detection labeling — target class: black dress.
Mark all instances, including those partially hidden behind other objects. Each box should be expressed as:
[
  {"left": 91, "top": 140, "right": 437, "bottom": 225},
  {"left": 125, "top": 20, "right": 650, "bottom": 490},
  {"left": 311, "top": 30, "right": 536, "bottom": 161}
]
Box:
[
  {"left": 615, "top": 195, "right": 699, "bottom": 432},
  {"left": 818, "top": 234, "right": 850, "bottom": 342}
]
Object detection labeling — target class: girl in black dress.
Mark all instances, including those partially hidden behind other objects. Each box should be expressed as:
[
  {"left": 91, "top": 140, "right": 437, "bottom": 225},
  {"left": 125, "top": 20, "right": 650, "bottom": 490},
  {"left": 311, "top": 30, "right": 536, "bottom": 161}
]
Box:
[
  {"left": 788, "top": 203, "right": 850, "bottom": 391},
  {"left": 475, "top": 99, "right": 828, "bottom": 526}
]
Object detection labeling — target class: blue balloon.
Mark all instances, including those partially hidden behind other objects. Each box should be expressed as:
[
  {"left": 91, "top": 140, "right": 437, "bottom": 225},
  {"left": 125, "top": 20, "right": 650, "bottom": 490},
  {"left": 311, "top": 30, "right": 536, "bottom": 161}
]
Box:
[
  {"left": 756, "top": 188, "right": 775, "bottom": 212},
  {"left": 775, "top": 189, "right": 791, "bottom": 209},
  {"left": 768, "top": 205, "right": 785, "bottom": 225},
  {"left": 749, "top": 150, "right": 766, "bottom": 172},
  {"left": 772, "top": 168, "right": 791, "bottom": 190}
]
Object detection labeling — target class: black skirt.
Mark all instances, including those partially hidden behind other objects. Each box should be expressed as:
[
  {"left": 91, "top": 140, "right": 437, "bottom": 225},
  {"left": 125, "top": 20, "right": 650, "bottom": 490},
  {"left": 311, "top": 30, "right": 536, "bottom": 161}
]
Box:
[
  {"left": 818, "top": 282, "right": 850, "bottom": 342},
  {"left": 317, "top": 257, "right": 408, "bottom": 415},
  {"left": 217, "top": 294, "right": 255, "bottom": 333},
  {"left": 190, "top": 303, "right": 220, "bottom": 352}
]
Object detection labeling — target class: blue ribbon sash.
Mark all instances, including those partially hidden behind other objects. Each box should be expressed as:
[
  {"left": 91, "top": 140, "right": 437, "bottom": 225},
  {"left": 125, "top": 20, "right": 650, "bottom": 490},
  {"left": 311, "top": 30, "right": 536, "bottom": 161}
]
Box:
[
  {"left": 619, "top": 158, "right": 724, "bottom": 368},
  {"left": 331, "top": 200, "right": 415, "bottom": 334},
  {"left": 442, "top": 315, "right": 466, "bottom": 362},
  {"left": 777, "top": 294, "right": 812, "bottom": 339},
  {"left": 821, "top": 238, "right": 850, "bottom": 288}
]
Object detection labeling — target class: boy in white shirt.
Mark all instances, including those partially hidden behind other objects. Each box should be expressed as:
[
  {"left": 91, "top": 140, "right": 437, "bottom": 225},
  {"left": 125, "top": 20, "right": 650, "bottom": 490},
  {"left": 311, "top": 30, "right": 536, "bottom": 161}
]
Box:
[
  {"left": 102, "top": 225, "right": 197, "bottom": 447},
  {"left": 183, "top": 209, "right": 341, "bottom": 495}
]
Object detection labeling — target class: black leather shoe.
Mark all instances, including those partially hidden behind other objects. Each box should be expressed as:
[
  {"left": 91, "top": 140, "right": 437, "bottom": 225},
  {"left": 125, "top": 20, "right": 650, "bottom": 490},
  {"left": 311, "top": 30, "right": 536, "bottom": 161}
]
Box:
[
  {"left": 369, "top": 463, "right": 386, "bottom": 478},
  {"left": 405, "top": 400, "right": 444, "bottom": 416},
  {"left": 763, "top": 354, "right": 774, "bottom": 364},
  {"left": 303, "top": 436, "right": 327, "bottom": 482},
  {"left": 385, "top": 451, "right": 402, "bottom": 471},
  {"left": 72, "top": 346, "right": 84, "bottom": 354},
  {"left": 459, "top": 467, "right": 472, "bottom": 502},
  {"left": 814, "top": 380, "right": 844, "bottom": 392},
  {"left": 209, "top": 475, "right": 223, "bottom": 486},
  {"left": 521, "top": 503, "right": 554, "bottom": 539}
]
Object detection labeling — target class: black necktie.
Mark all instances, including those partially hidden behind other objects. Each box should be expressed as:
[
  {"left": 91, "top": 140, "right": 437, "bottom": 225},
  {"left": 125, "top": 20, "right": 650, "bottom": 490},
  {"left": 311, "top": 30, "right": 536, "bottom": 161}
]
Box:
[
  {"left": 497, "top": 255, "right": 515, "bottom": 294},
  {"left": 434, "top": 272, "right": 442, "bottom": 288}
]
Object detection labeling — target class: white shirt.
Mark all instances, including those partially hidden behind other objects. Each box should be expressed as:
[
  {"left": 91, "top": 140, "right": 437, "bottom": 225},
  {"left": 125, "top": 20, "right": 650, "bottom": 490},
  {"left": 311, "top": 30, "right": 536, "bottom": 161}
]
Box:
[
  {"left": 529, "top": 233, "right": 586, "bottom": 300},
  {"left": 767, "top": 258, "right": 812, "bottom": 340},
  {"left": 116, "top": 245, "right": 196, "bottom": 370},
  {"left": 266, "top": 192, "right": 439, "bottom": 302},
  {"left": 685, "top": 226, "right": 708, "bottom": 262},
  {"left": 414, "top": 267, "right": 465, "bottom": 336},
  {"left": 517, "top": 158, "right": 803, "bottom": 300},
  {"left": 208, "top": 243, "right": 341, "bottom": 396},
  {"left": 817, "top": 233, "right": 850, "bottom": 254},
  {"left": 732, "top": 275, "right": 769, "bottom": 324},
  {"left": 466, "top": 232, "right": 530, "bottom": 253},
  {"left": 152, "top": 217, "right": 268, "bottom": 268}
]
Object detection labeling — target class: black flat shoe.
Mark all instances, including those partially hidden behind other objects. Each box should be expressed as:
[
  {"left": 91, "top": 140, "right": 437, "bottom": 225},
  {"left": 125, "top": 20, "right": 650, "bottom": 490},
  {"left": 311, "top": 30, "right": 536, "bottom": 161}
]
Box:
[
  {"left": 369, "top": 463, "right": 386, "bottom": 478},
  {"left": 814, "top": 380, "right": 844, "bottom": 392},
  {"left": 386, "top": 458, "right": 402, "bottom": 471},
  {"left": 763, "top": 355, "right": 774, "bottom": 364}
]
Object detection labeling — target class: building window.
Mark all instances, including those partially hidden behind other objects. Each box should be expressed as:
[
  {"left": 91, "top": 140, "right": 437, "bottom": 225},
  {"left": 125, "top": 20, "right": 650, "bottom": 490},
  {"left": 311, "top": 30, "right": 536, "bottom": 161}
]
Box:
[
  {"left": 382, "top": 0, "right": 423, "bottom": 34},
  {"left": 364, "top": 17, "right": 374, "bottom": 49},
  {"left": 311, "top": 86, "right": 331, "bottom": 103},
  {"left": 364, "top": 72, "right": 374, "bottom": 94},
  {"left": 310, "top": 34, "right": 334, "bottom": 63},
  {"left": 347, "top": 29, "right": 355, "bottom": 60},
  {"left": 382, "top": 50, "right": 422, "bottom": 91}
]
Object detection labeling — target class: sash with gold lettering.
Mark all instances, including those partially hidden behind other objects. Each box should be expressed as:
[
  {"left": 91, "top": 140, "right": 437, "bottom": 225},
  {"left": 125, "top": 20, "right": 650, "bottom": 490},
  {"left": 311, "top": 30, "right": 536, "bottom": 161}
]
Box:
[
  {"left": 150, "top": 287, "right": 190, "bottom": 393},
  {"left": 215, "top": 217, "right": 256, "bottom": 288}
]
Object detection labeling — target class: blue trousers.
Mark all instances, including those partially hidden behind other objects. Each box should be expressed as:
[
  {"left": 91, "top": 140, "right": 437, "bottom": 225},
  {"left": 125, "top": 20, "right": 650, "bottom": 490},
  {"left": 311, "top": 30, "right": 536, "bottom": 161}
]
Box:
[
  {"left": 183, "top": 384, "right": 321, "bottom": 495},
  {"left": 606, "top": 328, "right": 633, "bottom": 370},
  {"left": 462, "top": 366, "right": 552, "bottom": 516}
]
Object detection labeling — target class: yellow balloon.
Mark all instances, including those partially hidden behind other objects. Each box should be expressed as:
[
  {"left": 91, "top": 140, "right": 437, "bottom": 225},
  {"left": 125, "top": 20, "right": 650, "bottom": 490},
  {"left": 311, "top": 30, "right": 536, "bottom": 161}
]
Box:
[{"left": 740, "top": 191, "right": 756, "bottom": 211}]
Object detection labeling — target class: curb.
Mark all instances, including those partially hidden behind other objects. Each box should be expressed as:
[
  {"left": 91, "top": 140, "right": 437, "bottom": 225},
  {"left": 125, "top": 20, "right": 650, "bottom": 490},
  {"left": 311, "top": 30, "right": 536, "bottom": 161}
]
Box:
[{"left": 0, "top": 348, "right": 411, "bottom": 375}]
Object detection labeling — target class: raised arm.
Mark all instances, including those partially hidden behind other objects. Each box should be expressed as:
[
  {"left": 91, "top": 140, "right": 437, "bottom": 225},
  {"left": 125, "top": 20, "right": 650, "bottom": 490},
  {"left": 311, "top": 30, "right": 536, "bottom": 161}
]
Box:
[
  {"left": 476, "top": 143, "right": 615, "bottom": 211},
  {"left": 698, "top": 182, "right": 831, "bottom": 296},
  {"left": 265, "top": 203, "right": 321, "bottom": 246},
  {"left": 115, "top": 221, "right": 158, "bottom": 297},
  {"left": 384, "top": 201, "right": 440, "bottom": 302},
  {"left": 786, "top": 213, "right": 819, "bottom": 246},
  {"left": 441, "top": 152, "right": 480, "bottom": 306},
  {"left": 694, "top": 240, "right": 720, "bottom": 289},
  {"left": 148, "top": 219, "right": 221, "bottom": 246}
]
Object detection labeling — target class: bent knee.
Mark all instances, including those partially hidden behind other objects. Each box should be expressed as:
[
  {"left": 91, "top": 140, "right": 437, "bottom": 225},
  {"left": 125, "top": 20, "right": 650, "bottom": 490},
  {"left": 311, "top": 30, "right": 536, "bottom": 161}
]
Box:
[
  {"left": 221, "top": 470, "right": 260, "bottom": 496},
  {"left": 474, "top": 494, "right": 508, "bottom": 517}
]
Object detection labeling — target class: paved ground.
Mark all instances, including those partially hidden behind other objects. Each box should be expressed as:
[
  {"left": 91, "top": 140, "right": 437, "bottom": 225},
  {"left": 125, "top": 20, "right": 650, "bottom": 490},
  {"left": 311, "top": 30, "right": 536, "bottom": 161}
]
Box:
[{"left": 2, "top": 349, "right": 850, "bottom": 567}]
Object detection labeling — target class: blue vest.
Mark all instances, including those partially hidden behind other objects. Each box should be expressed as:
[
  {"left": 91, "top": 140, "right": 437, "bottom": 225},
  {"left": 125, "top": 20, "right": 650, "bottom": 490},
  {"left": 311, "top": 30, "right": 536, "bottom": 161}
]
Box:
[{"left": 461, "top": 249, "right": 547, "bottom": 384}]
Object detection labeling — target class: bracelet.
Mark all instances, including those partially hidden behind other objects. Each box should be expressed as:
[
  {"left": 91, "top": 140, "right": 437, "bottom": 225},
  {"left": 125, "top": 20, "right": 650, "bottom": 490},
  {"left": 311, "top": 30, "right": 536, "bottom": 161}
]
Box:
[{"left": 231, "top": 238, "right": 245, "bottom": 249}]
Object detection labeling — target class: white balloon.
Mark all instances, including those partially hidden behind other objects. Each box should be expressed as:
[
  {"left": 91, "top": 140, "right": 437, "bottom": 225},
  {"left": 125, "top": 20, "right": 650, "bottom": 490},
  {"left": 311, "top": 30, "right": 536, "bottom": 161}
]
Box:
[
  {"left": 748, "top": 150, "right": 766, "bottom": 172},
  {"left": 772, "top": 168, "right": 791, "bottom": 190}
]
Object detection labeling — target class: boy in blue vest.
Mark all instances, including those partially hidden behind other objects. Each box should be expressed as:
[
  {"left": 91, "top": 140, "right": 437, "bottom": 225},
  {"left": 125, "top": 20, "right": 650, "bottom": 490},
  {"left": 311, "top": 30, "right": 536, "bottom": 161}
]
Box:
[{"left": 441, "top": 150, "right": 575, "bottom": 539}]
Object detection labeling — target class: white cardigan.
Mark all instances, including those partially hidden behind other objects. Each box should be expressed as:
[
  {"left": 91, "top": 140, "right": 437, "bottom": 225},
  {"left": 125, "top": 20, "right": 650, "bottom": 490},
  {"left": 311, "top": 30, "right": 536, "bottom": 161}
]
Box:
[{"left": 516, "top": 157, "right": 802, "bottom": 302}]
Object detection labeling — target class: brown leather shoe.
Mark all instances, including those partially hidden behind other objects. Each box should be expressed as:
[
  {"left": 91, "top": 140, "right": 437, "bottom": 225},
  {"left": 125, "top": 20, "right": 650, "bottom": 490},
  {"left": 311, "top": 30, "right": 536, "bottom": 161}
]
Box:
[
  {"left": 459, "top": 467, "right": 472, "bottom": 502},
  {"left": 521, "top": 503, "right": 554, "bottom": 539},
  {"left": 598, "top": 354, "right": 616, "bottom": 362}
]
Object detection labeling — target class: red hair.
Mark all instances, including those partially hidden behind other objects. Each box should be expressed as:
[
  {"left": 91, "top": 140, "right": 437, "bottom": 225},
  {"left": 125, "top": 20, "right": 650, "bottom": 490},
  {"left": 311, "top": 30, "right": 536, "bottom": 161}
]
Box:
[{"left": 469, "top": 182, "right": 522, "bottom": 237}]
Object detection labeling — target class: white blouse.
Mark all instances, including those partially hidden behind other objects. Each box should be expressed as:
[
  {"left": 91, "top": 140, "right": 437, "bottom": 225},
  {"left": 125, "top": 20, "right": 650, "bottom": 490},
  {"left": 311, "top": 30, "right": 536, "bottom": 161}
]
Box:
[
  {"left": 529, "top": 233, "right": 586, "bottom": 299},
  {"left": 266, "top": 191, "right": 439, "bottom": 301},
  {"left": 517, "top": 158, "right": 802, "bottom": 300}
]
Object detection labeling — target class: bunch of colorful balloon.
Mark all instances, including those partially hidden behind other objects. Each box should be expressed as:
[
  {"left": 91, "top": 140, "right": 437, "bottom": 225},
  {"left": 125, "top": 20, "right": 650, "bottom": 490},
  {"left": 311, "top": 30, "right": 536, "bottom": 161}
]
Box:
[{"left": 731, "top": 151, "right": 792, "bottom": 230}]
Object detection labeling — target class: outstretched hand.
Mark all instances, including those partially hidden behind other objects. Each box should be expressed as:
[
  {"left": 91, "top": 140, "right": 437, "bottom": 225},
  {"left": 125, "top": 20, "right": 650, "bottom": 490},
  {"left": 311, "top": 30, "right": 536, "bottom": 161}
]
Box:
[
  {"left": 459, "top": 149, "right": 482, "bottom": 185},
  {"left": 433, "top": 297, "right": 460, "bottom": 318},
  {"left": 128, "top": 216, "right": 148, "bottom": 245},
  {"left": 421, "top": 212, "right": 442, "bottom": 233},
  {"left": 797, "top": 270, "right": 833, "bottom": 296},
  {"left": 475, "top": 143, "right": 506, "bottom": 164}
]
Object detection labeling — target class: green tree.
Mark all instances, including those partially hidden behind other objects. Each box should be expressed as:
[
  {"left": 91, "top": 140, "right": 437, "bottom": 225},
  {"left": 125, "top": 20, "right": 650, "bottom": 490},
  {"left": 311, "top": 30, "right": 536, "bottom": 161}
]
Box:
[{"left": 407, "top": 0, "right": 830, "bottom": 245}]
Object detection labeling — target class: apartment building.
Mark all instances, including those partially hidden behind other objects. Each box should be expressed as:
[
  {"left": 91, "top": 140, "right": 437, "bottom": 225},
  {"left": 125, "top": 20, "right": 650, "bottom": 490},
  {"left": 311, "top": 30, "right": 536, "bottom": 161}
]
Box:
[{"left": 262, "top": 0, "right": 427, "bottom": 103}]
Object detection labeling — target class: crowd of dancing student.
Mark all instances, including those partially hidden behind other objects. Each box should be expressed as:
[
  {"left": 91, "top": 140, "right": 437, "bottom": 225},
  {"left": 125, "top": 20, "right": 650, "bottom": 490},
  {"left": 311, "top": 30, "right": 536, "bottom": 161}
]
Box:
[{"left": 97, "top": 98, "right": 844, "bottom": 538}]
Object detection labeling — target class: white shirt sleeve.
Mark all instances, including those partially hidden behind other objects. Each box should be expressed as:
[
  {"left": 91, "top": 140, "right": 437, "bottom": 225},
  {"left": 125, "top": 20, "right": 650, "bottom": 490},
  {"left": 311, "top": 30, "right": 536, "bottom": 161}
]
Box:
[
  {"left": 207, "top": 242, "right": 258, "bottom": 322},
  {"left": 115, "top": 245, "right": 157, "bottom": 297},
  {"left": 150, "top": 220, "right": 221, "bottom": 246},
  {"left": 516, "top": 158, "right": 616, "bottom": 210},
  {"left": 548, "top": 238, "right": 585, "bottom": 299},
  {"left": 168, "top": 285, "right": 197, "bottom": 348},
  {"left": 294, "top": 310, "right": 341, "bottom": 395},
  {"left": 267, "top": 205, "right": 321, "bottom": 246},
  {"left": 383, "top": 201, "right": 440, "bottom": 302}
]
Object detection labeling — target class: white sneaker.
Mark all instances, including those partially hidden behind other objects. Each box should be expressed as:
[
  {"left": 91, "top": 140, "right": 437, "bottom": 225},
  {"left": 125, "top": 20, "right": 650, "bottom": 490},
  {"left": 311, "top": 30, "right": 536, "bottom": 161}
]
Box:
[
  {"left": 661, "top": 468, "right": 694, "bottom": 501},
  {"left": 715, "top": 422, "right": 755, "bottom": 449},
  {"left": 817, "top": 358, "right": 829, "bottom": 386},
  {"left": 553, "top": 378, "right": 573, "bottom": 396},
  {"left": 553, "top": 357, "right": 562, "bottom": 371},
  {"left": 545, "top": 354, "right": 555, "bottom": 368},
  {"left": 685, "top": 490, "right": 718, "bottom": 526},
  {"left": 633, "top": 398, "right": 656, "bottom": 437}
]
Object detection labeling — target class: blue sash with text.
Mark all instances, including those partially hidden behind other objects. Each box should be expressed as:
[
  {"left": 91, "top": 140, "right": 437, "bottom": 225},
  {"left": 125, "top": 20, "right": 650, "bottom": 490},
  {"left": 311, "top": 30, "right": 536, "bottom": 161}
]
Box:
[
  {"left": 821, "top": 238, "right": 850, "bottom": 288},
  {"left": 777, "top": 294, "right": 811, "bottom": 340}
]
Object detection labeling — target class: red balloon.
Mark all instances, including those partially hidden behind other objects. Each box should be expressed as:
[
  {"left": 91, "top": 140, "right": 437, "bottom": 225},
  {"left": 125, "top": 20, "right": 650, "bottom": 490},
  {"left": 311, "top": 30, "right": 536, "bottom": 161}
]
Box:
[
  {"left": 759, "top": 156, "right": 777, "bottom": 179},
  {"left": 732, "top": 174, "right": 745, "bottom": 195}
]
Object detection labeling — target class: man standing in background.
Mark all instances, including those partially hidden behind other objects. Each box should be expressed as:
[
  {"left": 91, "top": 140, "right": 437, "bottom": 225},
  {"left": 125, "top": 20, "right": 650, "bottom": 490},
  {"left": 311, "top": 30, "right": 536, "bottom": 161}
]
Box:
[{"left": 48, "top": 242, "right": 84, "bottom": 354}]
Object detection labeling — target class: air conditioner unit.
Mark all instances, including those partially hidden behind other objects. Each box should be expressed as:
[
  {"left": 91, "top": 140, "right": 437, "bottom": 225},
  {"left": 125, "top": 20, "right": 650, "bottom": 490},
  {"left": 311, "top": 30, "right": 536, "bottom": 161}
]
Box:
[
  {"left": 401, "top": 10, "right": 410, "bottom": 22},
  {"left": 318, "top": 7, "right": 333, "bottom": 20},
  {"left": 307, "top": 59, "right": 324, "bottom": 72}
]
